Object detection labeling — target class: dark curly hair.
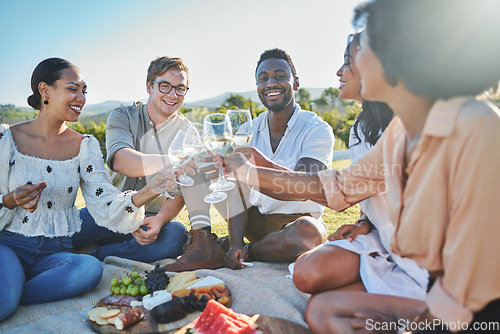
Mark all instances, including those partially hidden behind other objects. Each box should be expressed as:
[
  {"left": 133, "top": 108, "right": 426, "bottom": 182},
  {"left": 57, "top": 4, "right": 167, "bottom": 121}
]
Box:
[
  {"left": 353, "top": 0, "right": 500, "bottom": 99},
  {"left": 255, "top": 48, "right": 297, "bottom": 79}
]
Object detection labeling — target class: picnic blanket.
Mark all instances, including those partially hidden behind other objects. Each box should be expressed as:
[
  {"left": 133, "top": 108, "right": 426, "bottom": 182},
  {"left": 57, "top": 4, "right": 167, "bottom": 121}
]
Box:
[{"left": 0, "top": 257, "right": 310, "bottom": 333}]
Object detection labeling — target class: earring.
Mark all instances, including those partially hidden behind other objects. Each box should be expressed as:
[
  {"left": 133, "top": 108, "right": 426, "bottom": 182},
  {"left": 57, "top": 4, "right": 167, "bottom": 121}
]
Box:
[{"left": 44, "top": 100, "right": 49, "bottom": 105}]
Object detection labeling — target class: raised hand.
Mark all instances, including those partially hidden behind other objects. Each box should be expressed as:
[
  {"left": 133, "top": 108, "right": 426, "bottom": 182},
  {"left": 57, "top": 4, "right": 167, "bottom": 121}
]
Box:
[
  {"left": 148, "top": 167, "right": 176, "bottom": 196},
  {"left": 12, "top": 181, "right": 47, "bottom": 213}
]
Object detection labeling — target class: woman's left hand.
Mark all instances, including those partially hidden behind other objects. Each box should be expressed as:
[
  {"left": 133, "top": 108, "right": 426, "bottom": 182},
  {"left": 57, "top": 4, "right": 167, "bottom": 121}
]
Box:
[{"left": 148, "top": 168, "right": 176, "bottom": 194}]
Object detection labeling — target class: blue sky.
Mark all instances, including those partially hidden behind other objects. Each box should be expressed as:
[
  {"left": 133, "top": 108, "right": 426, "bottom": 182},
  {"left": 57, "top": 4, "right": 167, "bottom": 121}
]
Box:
[{"left": 0, "top": 0, "right": 363, "bottom": 108}]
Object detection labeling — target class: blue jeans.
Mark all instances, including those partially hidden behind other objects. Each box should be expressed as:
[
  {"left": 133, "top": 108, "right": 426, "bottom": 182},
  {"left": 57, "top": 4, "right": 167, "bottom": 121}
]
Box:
[
  {"left": 71, "top": 208, "right": 188, "bottom": 263},
  {"left": 0, "top": 231, "right": 103, "bottom": 321}
]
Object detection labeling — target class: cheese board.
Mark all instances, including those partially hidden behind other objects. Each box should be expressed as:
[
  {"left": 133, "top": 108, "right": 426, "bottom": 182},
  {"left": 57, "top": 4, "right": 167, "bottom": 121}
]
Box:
[{"left": 88, "top": 272, "right": 231, "bottom": 333}]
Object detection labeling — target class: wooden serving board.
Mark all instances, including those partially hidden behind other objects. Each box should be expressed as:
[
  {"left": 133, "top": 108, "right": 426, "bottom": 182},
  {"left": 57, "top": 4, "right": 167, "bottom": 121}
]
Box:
[{"left": 89, "top": 288, "right": 231, "bottom": 334}]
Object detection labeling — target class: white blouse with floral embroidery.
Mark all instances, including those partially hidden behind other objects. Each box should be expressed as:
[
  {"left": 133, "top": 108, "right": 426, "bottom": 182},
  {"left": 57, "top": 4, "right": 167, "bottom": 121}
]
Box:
[{"left": 0, "top": 124, "right": 145, "bottom": 237}]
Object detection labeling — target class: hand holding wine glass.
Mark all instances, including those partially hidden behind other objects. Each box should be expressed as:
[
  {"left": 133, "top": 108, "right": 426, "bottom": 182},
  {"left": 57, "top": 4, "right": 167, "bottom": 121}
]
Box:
[
  {"left": 203, "top": 113, "right": 235, "bottom": 200},
  {"left": 168, "top": 130, "right": 195, "bottom": 187},
  {"left": 149, "top": 166, "right": 176, "bottom": 198},
  {"left": 227, "top": 109, "right": 253, "bottom": 150},
  {"left": 186, "top": 122, "right": 227, "bottom": 204}
]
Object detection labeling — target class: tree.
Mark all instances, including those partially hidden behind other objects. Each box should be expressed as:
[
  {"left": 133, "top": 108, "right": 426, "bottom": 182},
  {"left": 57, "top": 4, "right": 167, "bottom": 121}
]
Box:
[
  {"left": 296, "top": 88, "right": 311, "bottom": 110},
  {"left": 181, "top": 107, "right": 211, "bottom": 123},
  {"left": 222, "top": 94, "right": 254, "bottom": 110},
  {"left": 323, "top": 87, "right": 340, "bottom": 107},
  {"left": 67, "top": 121, "right": 107, "bottom": 158},
  {"left": 219, "top": 94, "right": 265, "bottom": 118},
  {"left": 0, "top": 105, "right": 37, "bottom": 124}
]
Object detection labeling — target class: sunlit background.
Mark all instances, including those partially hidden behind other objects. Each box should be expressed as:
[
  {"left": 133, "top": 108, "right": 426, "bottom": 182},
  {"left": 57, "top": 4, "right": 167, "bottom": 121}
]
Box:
[{"left": 0, "top": 0, "right": 364, "bottom": 108}]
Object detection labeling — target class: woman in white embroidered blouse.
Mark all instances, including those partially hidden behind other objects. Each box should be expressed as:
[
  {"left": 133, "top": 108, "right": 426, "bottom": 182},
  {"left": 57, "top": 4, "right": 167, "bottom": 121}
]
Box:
[{"left": 0, "top": 58, "right": 173, "bottom": 321}]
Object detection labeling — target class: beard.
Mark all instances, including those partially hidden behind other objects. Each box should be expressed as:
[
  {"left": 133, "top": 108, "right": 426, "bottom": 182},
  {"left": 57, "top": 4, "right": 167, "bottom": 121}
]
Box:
[{"left": 258, "top": 88, "right": 294, "bottom": 112}]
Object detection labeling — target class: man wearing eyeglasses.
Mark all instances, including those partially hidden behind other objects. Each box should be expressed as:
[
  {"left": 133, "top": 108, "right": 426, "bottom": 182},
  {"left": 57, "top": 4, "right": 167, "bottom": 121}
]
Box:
[{"left": 72, "top": 57, "right": 225, "bottom": 267}]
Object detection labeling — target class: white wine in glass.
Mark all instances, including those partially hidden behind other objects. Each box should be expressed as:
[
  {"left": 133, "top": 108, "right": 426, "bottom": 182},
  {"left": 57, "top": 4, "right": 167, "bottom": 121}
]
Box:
[
  {"left": 227, "top": 109, "right": 253, "bottom": 150},
  {"left": 205, "top": 137, "right": 232, "bottom": 154},
  {"left": 168, "top": 130, "right": 194, "bottom": 187},
  {"left": 203, "top": 113, "right": 235, "bottom": 198},
  {"left": 231, "top": 134, "right": 253, "bottom": 150}
]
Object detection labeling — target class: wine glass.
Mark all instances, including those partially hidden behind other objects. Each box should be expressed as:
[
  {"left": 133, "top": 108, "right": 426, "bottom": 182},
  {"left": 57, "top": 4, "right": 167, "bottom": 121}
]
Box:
[
  {"left": 188, "top": 123, "right": 214, "bottom": 172},
  {"left": 227, "top": 109, "right": 253, "bottom": 182},
  {"left": 189, "top": 123, "right": 228, "bottom": 204},
  {"left": 151, "top": 165, "right": 175, "bottom": 199},
  {"left": 168, "top": 130, "right": 194, "bottom": 187},
  {"left": 183, "top": 124, "right": 204, "bottom": 164},
  {"left": 227, "top": 109, "right": 253, "bottom": 150},
  {"left": 203, "top": 113, "right": 235, "bottom": 194}
]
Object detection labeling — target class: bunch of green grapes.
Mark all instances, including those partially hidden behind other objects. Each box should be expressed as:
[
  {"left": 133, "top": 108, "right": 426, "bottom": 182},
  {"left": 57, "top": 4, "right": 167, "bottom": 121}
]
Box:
[{"left": 109, "top": 267, "right": 149, "bottom": 296}]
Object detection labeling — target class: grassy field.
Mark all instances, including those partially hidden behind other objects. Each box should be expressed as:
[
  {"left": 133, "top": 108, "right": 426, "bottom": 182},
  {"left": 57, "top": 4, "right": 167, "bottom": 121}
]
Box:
[{"left": 75, "top": 160, "right": 359, "bottom": 236}]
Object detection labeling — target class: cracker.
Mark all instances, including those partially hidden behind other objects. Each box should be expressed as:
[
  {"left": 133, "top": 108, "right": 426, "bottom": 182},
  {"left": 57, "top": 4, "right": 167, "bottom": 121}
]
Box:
[
  {"left": 88, "top": 307, "right": 107, "bottom": 320},
  {"left": 107, "top": 315, "right": 119, "bottom": 325},
  {"left": 100, "top": 308, "right": 121, "bottom": 319},
  {"left": 95, "top": 315, "right": 109, "bottom": 326}
]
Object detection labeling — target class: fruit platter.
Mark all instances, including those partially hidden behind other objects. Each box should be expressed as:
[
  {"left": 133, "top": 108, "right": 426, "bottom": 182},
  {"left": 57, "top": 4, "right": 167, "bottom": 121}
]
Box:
[{"left": 87, "top": 265, "right": 232, "bottom": 333}]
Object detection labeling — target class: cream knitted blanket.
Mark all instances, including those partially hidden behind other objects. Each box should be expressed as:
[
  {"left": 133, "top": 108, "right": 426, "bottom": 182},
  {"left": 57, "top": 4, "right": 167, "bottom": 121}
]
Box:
[{"left": 0, "top": 257, "right": 310, "bottom": 333}]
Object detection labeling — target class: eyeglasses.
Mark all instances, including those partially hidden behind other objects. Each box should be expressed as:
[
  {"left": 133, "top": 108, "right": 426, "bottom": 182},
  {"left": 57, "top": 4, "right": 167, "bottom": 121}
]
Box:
[{"left": 151, "top": 81, "right": 189, "bottom": 96}]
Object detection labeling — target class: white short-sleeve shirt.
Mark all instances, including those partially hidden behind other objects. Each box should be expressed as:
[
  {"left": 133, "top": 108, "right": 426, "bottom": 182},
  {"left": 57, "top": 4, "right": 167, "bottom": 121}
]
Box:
[{"left": 248, "top": 104, "right": 335, "bottom": 218}]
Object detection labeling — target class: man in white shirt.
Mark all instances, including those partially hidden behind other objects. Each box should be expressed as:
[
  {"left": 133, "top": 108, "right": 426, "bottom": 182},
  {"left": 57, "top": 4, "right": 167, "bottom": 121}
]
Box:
[{"left": 222, "top": 48, "right": 335, "bottom": 269}]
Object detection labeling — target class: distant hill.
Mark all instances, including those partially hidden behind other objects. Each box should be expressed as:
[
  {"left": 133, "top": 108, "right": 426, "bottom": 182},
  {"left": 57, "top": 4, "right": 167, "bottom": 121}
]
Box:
[
  {"left": 3, "top": 87, "right": 333, "bottom": 124},
  {"left": 80, "top": 87, "right": 330, "bottom": 114},
  {"left": 184, "top": 87, "right": 328, "bottom": 109},
  {"left": 81, "top": 100, "right": 138, "bottom": 116}
]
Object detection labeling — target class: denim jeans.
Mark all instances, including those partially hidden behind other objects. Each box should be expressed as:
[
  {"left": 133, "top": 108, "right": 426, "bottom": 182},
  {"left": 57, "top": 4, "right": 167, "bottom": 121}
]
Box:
[
  {"left": 71, "top": 208, "right": 188, "bottom": 263},
  {"left": 0, "top": 230, "right": 103, "bottom": 321}
]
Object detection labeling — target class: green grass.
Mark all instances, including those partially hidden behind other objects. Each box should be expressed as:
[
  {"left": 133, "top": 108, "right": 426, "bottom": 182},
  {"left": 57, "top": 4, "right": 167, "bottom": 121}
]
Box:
[{"left": 75, "top": 160, "right": 358, "bottom": 236}]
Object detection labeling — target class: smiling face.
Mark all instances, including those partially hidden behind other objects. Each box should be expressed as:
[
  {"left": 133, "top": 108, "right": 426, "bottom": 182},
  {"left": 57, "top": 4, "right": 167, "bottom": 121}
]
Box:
[
  {"left": 336, "top": 42, "right": 362, "bottom": 101},
  {"left": 44, "top": 66, "right": 87, "bottom": 122},
  {"left": 147, "top": 69, "right": 188, "bottom": 120},
  {"left": 256, "top": 58, "right": 298, "bottom": 112}
]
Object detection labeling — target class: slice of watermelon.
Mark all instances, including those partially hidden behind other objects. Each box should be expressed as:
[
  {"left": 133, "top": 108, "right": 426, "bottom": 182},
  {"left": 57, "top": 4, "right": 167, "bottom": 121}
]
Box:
[
  {"left": 194, "top": 299, "right": 233, "bottom": 331},
  {"left": 210, "top": 313, "right": 257, "bottom": 334},
  {"left": 206, "top": 313, "right": 237, "bottom": 334},
  {"left": 194, "top": 299, "right": 258, "bottom": 334}
]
